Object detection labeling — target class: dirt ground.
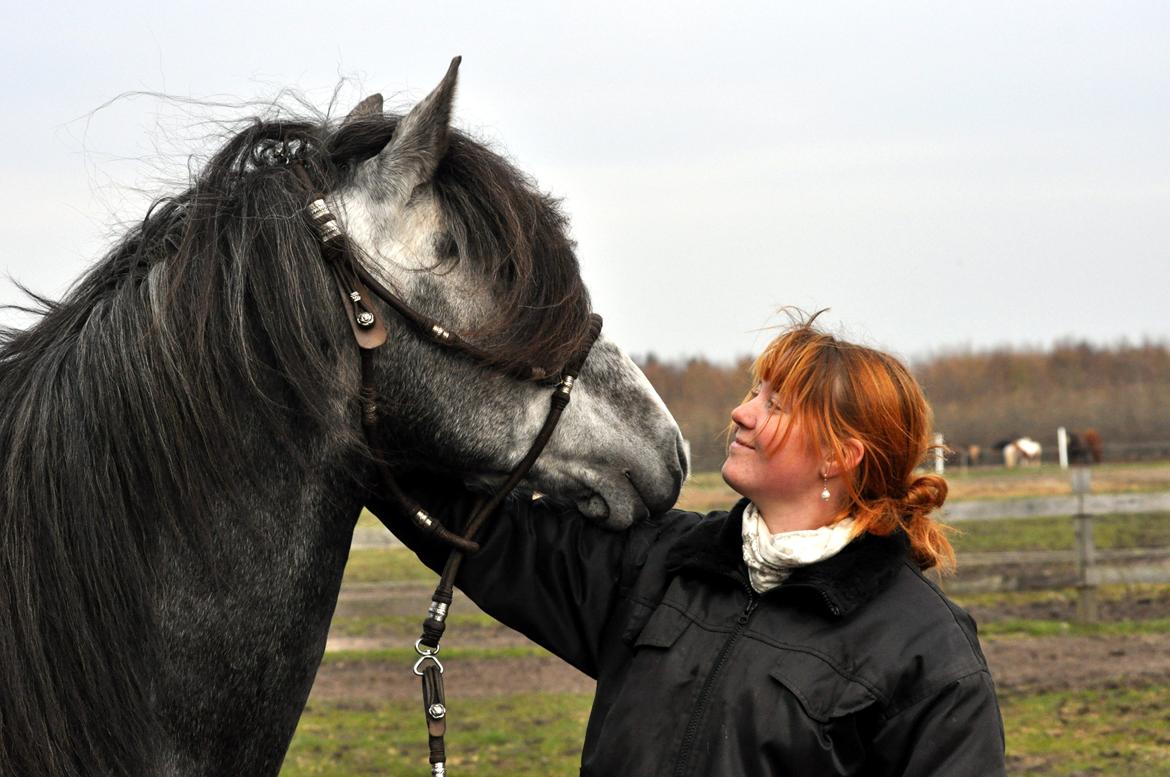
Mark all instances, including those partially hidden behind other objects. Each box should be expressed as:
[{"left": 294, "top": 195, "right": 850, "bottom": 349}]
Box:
[
  {"left": 981, "top": 634, "right": 1170, "bottom": 695},
  {"left": 312, "top": 634, "right": 1170, "bottom": 706},
  {"left": 960, "top": 585, "right": 1170, "bottom": 623},
  {"left": 314, "top": 584, "right": 1170, "bottom": 705}
]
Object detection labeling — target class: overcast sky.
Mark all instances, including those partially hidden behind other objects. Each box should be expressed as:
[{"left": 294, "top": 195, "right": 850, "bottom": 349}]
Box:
[{"left": 2, "top": 1, "right": 1167, "bottom": 363}]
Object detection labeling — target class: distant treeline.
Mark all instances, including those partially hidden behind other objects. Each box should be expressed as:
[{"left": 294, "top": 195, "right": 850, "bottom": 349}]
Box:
[
  {"left": 915, "top": 341, "right": 1170, "bottom": 458},
  {"left": 639, "top": 355, "right": 753, "bottom": 474},
  {"left": 638, "top": 341, "right": 1170, "bottom": 472}
]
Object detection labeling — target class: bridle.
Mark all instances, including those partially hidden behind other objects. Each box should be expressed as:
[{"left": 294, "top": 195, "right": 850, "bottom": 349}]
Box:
[{"left": 292, "top": 161, "right": 603, "bottom": 777}]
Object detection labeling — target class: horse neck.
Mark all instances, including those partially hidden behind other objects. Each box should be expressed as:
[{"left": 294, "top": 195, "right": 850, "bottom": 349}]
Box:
[
  {"left": 142, "top": 326, "right": 366, "bottom": 769},
  {"left": 148, "top": 438, "right": 365, "bottom": 777}
]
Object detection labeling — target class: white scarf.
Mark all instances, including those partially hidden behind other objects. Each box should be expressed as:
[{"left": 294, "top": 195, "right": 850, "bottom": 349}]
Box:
[{"left": 741, "top": 502, "right": 857, "bottom": 593}]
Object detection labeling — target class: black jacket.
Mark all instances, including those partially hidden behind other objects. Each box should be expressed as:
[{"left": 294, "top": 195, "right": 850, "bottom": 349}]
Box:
[{"left": 389, "top": 494, "right": 1006, "bottom": 776}]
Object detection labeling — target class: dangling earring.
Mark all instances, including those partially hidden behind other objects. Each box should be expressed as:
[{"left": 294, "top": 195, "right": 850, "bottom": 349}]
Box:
[{"left": 820, "top": 473, "right": 831, "bottom": 501}]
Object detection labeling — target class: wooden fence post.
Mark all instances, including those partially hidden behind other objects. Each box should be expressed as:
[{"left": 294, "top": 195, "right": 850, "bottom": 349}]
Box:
[{"left": 1071, "top": 466, "right": 1097, "bottom": 623}]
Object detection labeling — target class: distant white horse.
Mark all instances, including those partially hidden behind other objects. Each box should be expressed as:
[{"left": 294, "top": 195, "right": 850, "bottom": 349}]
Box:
[{"left": 1003, "top": 437, "right": 1042, "bottom": 468}]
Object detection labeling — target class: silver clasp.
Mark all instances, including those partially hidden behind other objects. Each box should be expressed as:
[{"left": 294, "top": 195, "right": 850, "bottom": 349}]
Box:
[{"left": 413, "top": 639, "right": 444, "bottom": 676}]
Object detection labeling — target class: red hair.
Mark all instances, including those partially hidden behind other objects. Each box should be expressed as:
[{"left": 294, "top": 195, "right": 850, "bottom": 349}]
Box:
[{"left": 746, "top": 313, "right": 955, "bottom": 572}]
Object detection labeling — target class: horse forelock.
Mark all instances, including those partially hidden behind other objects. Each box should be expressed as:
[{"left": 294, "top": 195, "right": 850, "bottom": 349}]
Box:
[{"left": 331, "top": 115, "right": 594, "bottom": 375}]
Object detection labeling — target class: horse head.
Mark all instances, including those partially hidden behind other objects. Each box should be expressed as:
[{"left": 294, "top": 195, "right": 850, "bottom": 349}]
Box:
[
  {"left": 328, "top": 58, "right": 687, "bottom": 526},
  {"left": 0, "top": 58, "right": 687, "bottom": 777}
]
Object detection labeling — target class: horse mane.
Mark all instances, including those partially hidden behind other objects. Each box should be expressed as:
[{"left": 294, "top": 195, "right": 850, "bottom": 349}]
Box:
[{"left": 0, "top": 108, "right": 590, "bottom": 776}]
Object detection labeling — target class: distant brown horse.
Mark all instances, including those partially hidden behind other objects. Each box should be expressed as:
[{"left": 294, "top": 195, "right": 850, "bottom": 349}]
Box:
[
  {"left": 1068, "top": 429, "right": 1104, "bottom": 464},
  {"left": 965, "top": 444, "right": 982, "bottom": 467}
]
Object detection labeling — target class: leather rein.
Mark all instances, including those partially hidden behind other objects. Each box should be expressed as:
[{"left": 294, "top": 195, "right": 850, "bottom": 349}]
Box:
[{"left": 292, "top": 162, "right": 602, "bottom": 776}]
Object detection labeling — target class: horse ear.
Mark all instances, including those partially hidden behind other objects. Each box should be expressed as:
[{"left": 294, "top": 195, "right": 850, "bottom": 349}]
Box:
[
  {"left": 372, "top": 56, "right": 461, "bottom": 201},
  {"left": 343, "top": 93, "right": 384, "bottom": 125}
]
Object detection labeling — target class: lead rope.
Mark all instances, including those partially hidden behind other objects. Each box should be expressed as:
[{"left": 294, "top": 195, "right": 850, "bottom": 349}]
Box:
[
  {"left": 377, "top": 316, "right": 600, "bottom": 777},
  {"left": 292, "top": 160, "right": 604, "bottom": 776}
]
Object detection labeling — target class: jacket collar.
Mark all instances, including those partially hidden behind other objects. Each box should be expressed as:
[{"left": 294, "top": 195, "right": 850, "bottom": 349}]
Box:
[{"left": 664, "top": 498, "right": 911, "bottom": 617}]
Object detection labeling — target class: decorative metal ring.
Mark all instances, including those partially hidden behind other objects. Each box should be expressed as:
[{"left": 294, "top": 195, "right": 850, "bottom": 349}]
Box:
[
  {"left": 308, "top": 200, "right": 330, "bottom": 221},
  {"left": 415, "top": 638, "right": 440, "bottom": 656},
  {"left": 319, "top": 221, "right": 343, "bottom": 242},
  {"left": 427, "top": 600, "right": 450, "bottom": 623}
]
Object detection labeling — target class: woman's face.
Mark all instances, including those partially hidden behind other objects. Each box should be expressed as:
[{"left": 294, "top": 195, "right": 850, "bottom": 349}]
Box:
[{"left": 721, "top": 379, "right": 824, "bottom": 507}]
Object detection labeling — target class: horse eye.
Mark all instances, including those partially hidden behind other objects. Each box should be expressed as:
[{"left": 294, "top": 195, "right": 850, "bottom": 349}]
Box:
[{"left": 434, "top": 233, "right": 458, "bottom": 259}]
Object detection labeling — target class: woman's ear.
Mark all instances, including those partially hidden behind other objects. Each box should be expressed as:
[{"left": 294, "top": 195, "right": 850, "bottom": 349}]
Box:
[{"left": 824, "top": 439, "right": 865, "bottom": 477}]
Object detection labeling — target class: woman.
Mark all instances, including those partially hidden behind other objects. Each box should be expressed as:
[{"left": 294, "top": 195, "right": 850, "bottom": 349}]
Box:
[{"left": 385, "top": 316, "right": 1006, "bottom": 776}]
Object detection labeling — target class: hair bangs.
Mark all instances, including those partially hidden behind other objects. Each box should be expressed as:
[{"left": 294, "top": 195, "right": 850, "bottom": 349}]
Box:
[{"left": 749, "top": 325, "right": 841, "bottom": 459}]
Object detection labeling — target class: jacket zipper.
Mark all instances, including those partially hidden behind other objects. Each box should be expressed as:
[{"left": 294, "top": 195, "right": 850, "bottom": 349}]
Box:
[
  {"left": 672, "top": 587, "right": 759, "bottom": 777},
  {"left": 820, "top": 590, "right": 841, "bottom": 616}
]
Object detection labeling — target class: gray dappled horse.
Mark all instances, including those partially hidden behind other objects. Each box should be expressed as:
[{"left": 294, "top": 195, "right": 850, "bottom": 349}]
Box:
[{"left": 0, "top": 59, "right": 687, "bottom": 777}]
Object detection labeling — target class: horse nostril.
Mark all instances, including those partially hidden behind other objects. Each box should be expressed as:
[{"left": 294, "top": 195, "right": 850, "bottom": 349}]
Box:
[{"left": 676, "top": 434, "right": 691, "bottom": 481}]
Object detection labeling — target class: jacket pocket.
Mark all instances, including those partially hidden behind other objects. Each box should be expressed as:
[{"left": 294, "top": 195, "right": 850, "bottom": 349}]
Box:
[
  {"left": 768, "top": 648, "right": 877, "bottom": 723},
  {"left": 630, "top": 603, "right": 692, "bottom": 649}
]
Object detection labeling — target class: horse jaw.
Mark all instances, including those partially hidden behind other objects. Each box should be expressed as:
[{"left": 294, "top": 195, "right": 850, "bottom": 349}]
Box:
[{"left": 395, "top": 329, "right": 687, "bottom": 529}]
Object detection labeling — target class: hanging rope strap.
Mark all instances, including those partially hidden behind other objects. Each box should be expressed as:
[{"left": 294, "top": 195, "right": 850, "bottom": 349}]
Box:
[{"left": 406, "top": 314, "right": 601, "bottom": 776}]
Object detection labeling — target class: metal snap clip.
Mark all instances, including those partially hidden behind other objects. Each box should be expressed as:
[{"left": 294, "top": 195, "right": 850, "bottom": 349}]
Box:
[
  {"left": 413, "top": 639, "right": 444, "bottom": 675},
  {"left": 413, "top": 654, "right": 444, "bottom": 676}
]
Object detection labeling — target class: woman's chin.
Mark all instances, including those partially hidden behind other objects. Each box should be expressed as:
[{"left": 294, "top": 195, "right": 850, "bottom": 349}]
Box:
[{"left": 719, "top": 464, "right": 745, "bottom": 499}]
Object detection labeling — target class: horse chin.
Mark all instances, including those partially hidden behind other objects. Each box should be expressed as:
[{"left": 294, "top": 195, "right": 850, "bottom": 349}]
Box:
[
  {"left": 463, "top": 472, "right": 647, "bottom": 530},
  {"left": 575, "top": 494, "right": 611, "bottom": 522},
  {"left": 566, "top": 471, "right": 654, "bottom": 530},
  {"left": 572, "top": 490, "right": 650, "bottom": 530}
]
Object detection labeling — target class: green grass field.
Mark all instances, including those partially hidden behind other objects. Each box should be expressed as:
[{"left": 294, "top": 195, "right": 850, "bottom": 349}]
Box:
[
  {"left": 286, "top": 693, "right": 592, "bottom": 777},
  {"left": 288, "top": 685, "right": 1170, "bottom": 776},
  {"left": 287, "top": 681, "right": 1170, "bottom": 777},
  {"left": 950, "top": 512, "right": 1170, "bottom": 553}
]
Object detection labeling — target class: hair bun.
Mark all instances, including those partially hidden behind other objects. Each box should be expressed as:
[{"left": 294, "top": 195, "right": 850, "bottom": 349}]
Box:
[{"left": 903, "top": 474, "right": 948, "bottom": 518}]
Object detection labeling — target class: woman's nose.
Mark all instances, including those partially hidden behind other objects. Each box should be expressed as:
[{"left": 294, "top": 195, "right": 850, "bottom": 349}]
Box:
[{"left": 730, "top": 400, "right": 754, "bottom": 430}]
